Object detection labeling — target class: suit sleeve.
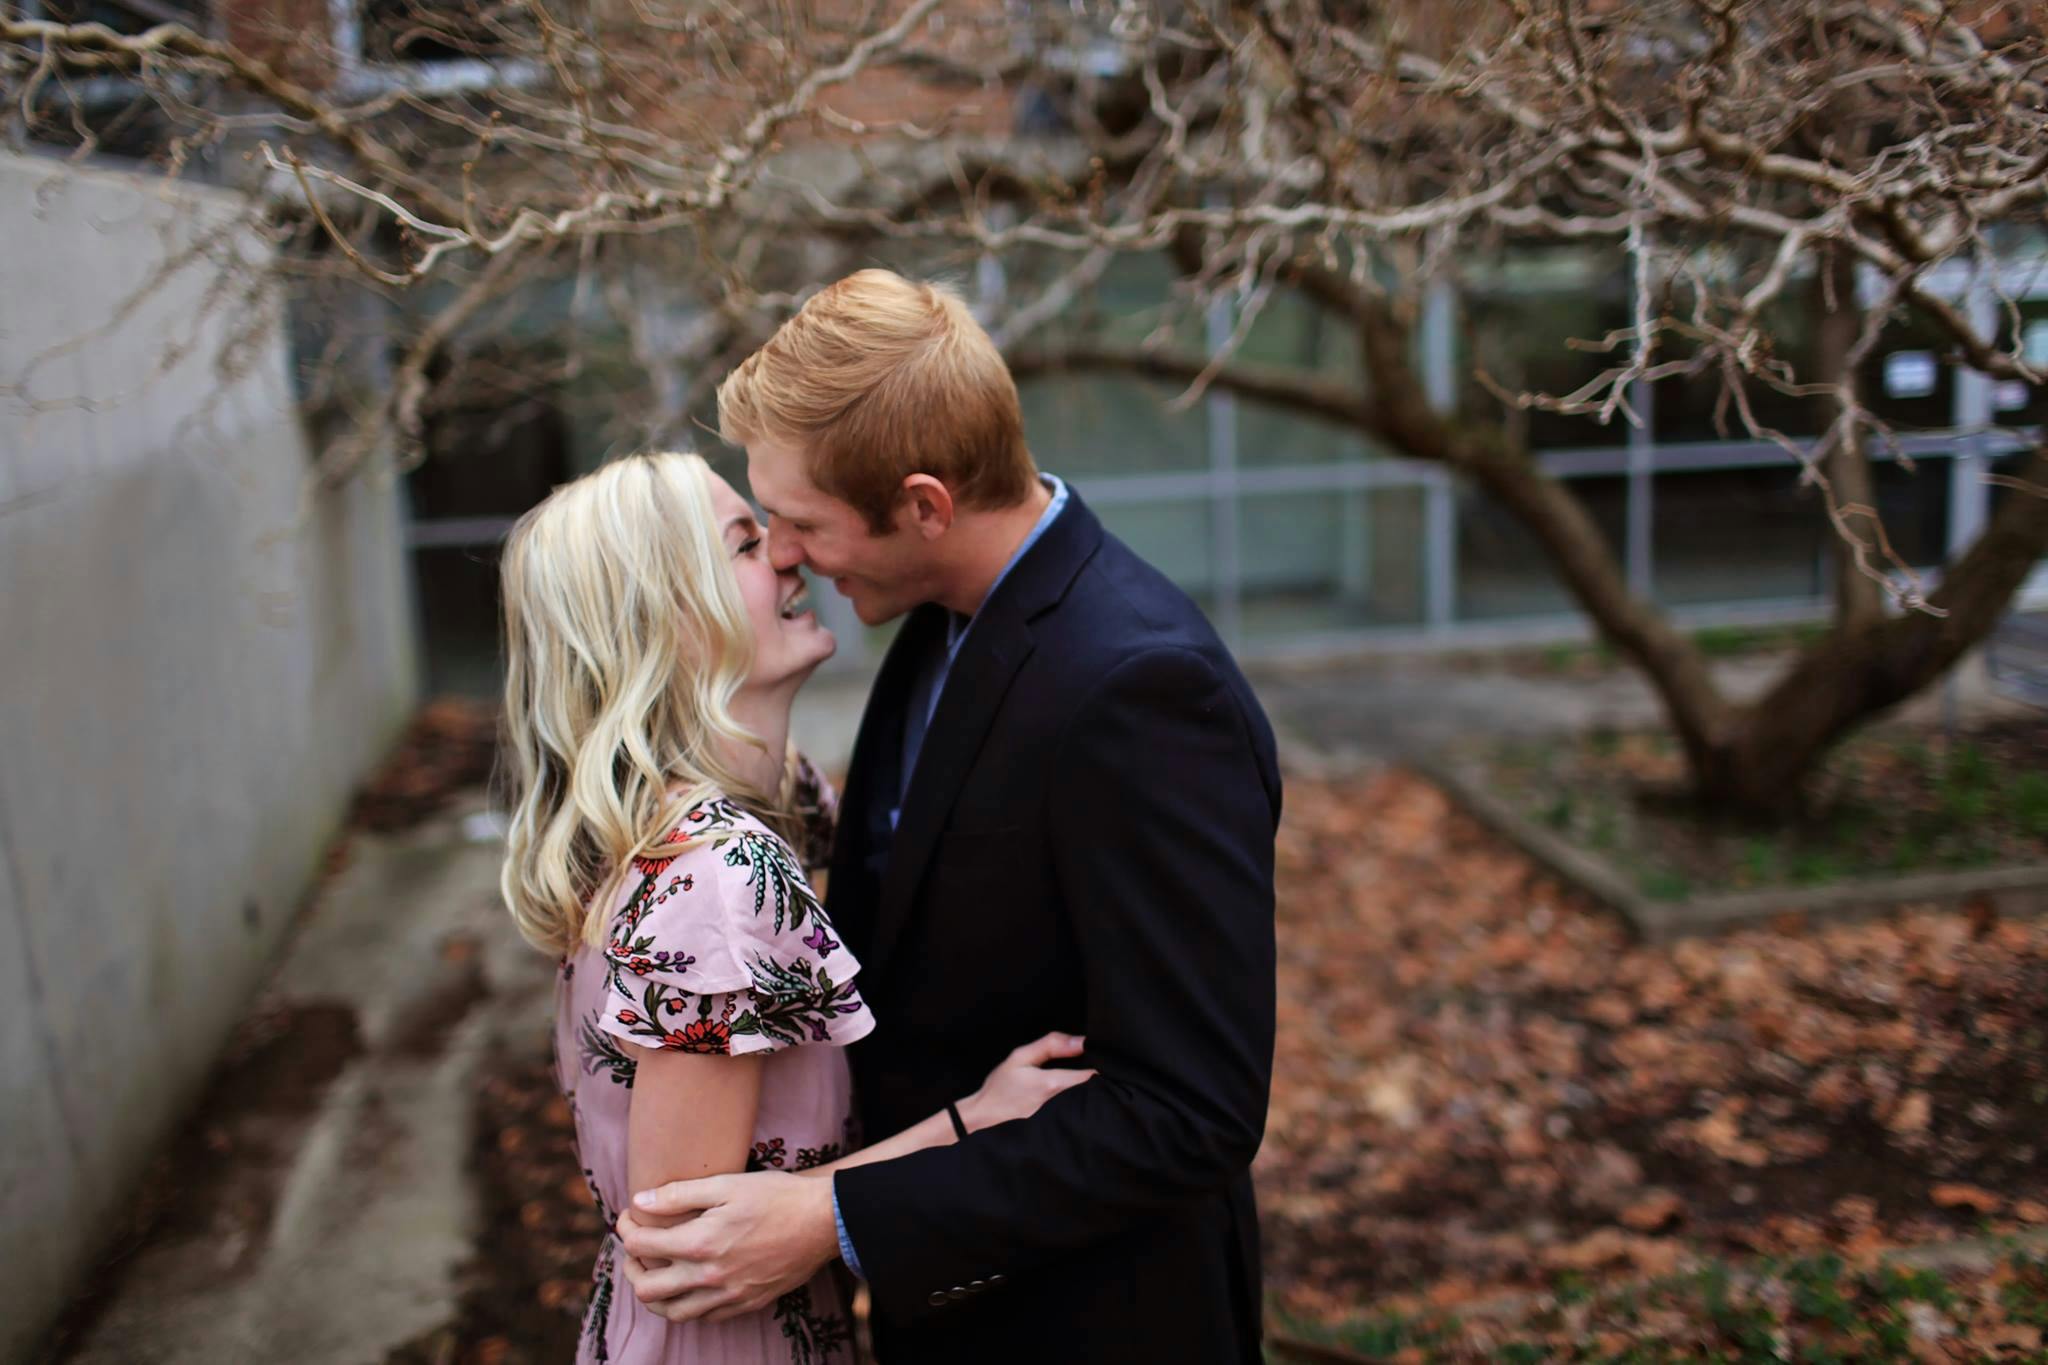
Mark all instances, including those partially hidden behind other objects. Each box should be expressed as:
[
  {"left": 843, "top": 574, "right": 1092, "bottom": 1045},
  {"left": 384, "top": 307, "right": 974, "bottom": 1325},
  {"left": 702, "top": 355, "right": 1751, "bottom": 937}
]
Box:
[{"left": 831, "top": 646, "right": 1279, "bottom": 1319}]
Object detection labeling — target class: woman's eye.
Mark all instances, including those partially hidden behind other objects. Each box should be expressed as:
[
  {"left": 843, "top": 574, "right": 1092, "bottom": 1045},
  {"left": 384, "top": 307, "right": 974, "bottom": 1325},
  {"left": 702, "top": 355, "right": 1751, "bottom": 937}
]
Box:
[{"left": 736, "top": 536, "right": 762, "bottom": 556}]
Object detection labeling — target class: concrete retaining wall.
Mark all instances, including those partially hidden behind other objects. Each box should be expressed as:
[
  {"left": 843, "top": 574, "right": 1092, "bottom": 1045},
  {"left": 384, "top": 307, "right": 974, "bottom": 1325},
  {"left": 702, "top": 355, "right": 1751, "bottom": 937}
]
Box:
[{"left": 0, "top": 150, "right": 418, "bottom": 1361}]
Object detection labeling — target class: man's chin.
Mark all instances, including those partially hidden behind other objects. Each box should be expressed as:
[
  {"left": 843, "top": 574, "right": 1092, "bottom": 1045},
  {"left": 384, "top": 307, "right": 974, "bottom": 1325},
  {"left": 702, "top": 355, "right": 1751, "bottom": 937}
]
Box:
[{"left": 850, "top": 597, "right": 910, "bottom": 627}]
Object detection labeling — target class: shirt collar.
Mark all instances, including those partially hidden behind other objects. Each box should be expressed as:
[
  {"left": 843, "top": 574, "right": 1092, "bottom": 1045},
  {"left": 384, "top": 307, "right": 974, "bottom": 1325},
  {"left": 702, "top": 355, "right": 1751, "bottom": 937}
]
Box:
[{"left": 947, "top": 473, "right": 1068, "bottom": 645}]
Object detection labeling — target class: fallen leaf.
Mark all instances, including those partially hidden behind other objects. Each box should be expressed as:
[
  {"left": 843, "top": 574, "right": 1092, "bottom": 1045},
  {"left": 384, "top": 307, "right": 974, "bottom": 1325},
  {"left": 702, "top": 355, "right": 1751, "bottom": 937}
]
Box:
[
  {"left": 1931, "top": 1184, "right": 2003, "bottom": 1215},
  {"left": 1966, "top": 1323, "right": 2043, "bottom": 1353},
  {"left": 1888, "top": 1090, "right": 1933, "bottom": 1136},
  {"left": 1620, "top": 1189, "right": 1685, "bottom": 1232},
  {"left": 1543, "top": 1227, "right": 1635, "bottom": 1272}
]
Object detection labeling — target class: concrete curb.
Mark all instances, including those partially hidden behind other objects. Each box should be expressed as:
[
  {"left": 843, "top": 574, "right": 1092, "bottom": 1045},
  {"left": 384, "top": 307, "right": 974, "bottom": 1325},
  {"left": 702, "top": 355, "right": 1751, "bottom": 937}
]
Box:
[{"left": 1416, "top": 757, "right": 2048, "bottom": 943}]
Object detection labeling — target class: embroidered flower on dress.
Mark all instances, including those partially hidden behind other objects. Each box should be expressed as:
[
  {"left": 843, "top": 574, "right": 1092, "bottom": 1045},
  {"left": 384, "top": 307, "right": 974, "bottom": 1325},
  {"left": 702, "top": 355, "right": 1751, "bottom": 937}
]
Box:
[{"left": 664, "top": 1018, "right": 733, "bottom": 1054}]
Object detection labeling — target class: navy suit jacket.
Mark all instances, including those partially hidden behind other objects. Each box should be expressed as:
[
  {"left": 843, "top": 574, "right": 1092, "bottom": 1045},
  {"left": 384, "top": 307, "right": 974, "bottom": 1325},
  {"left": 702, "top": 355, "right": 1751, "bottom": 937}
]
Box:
[{"left": 829, "top": 490, "right": 1281, "bottom": 1364}]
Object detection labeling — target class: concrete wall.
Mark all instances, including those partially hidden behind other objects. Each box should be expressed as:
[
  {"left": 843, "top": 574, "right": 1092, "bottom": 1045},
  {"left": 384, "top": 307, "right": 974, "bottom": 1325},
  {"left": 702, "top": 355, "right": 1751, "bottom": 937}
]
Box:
[{"left": 0, "top": 151, "right": 418, "bottom": 1361}]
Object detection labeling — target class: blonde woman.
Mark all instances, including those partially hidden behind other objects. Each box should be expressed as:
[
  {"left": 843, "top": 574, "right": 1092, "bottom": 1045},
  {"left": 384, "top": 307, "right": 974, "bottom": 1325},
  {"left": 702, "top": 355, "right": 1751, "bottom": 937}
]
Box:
[{"left": 499, "top": 452, "right": 1091, "bottom": 1365}]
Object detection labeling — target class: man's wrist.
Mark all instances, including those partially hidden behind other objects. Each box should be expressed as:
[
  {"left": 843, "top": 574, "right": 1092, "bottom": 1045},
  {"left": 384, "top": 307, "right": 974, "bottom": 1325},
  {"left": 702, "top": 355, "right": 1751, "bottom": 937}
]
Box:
[
  {"left": 802, "top": 1170, "right": 838, "bottom": 1262},
  {"left": 829, "top": 1173, "right": 867, "bottom": 1279}
]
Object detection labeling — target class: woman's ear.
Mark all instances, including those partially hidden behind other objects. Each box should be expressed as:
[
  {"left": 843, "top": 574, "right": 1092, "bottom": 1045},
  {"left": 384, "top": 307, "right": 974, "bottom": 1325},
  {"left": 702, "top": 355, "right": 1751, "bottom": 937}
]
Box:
[{"left": 897, "top": 474, "right": 956, "bottom": 541}]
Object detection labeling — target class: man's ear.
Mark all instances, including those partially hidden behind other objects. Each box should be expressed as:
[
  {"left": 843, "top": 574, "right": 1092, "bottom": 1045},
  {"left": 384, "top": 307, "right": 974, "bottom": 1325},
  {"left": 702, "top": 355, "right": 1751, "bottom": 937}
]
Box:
[{"left": 896, "top": 474, "right": 956, "bottom": 541}]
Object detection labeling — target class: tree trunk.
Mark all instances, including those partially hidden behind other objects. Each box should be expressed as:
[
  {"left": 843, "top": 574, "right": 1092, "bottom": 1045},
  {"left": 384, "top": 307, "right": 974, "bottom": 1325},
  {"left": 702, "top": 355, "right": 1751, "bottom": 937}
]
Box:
[{"left": 1696, "top": 441, "right": 2048, "bottom": 814}]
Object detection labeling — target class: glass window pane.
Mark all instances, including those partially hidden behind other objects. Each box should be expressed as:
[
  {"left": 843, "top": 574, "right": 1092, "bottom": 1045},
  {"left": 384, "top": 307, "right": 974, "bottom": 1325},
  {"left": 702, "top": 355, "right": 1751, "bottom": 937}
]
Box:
[
  {"left": 1859, "top": 303, "right": 1959, "bottom": 431},
  {"left": 1090, "top": 498, "right": 1216, "bottom": 613},
  {"left": 1870, "top": 457, "right": 1952, "bottom": 568},
  {"left": 1239, "top": 488, "right": 1426, "bottom": 640},
  {"left": 1021, "top": 376, "right": 1210, "bottom": 477},
  {"left": 414, "top": 544, "right": 505, "bottom": 696},
  {"left": 1455, "top": 475, "right": 1627, "bottom": 620},
  {"left": 409, "top": 367, "right": 574, "bottom": 520},
  {"left": 1993, "top": 297, "right": 2048, "bottom": 430},
  {"left": 1236, "top": 404, "right": 1378, "bottom": 469},
  {"left": 1654, "top": 294, "right": 1826, "bottom": 443},
  {"left": 1989, "top": 449, "right": 2045, "bottom": 530},
  {"left": 1459, "top": 247, "right": 1632, "bottom": 451},
  {"left": 1235, "top": 287, "right": 1363, "bottom": 380},
  {"left": 1005, "top": 249, "right": 1204, "bottom": 353},
  {"left": 1651, "top": 467, "right": 1825, "bottom": 606}
]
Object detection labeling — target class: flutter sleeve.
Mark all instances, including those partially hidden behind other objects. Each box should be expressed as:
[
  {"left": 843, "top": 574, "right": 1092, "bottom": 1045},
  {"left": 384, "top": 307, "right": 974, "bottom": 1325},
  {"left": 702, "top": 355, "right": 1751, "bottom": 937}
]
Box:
[{"left": 595, "top": 797, "right": 874, "bottom": 1058}]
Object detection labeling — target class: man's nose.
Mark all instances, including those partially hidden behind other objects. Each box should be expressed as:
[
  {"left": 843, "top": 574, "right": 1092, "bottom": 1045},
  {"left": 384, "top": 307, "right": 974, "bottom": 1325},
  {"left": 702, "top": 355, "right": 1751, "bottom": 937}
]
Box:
[{"left": 765, "top": 518, "right": 805, "bottom": 572}]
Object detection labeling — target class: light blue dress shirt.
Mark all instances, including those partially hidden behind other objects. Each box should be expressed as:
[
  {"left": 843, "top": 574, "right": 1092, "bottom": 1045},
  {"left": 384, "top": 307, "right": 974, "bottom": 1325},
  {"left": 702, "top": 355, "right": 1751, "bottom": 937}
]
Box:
[{"left": 834, "top": 474, "right": 1069, "bottom": 1279}]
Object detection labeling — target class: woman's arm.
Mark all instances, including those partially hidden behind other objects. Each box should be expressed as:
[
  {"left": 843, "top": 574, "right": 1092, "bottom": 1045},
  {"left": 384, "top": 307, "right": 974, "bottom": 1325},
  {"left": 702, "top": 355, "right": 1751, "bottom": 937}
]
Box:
[
  {"left": 624, "top": 1046, "right": 766, "bottom": 1237},
  {"left": 800, "top": 1032, "right": 1093, "bottom": 1180}
]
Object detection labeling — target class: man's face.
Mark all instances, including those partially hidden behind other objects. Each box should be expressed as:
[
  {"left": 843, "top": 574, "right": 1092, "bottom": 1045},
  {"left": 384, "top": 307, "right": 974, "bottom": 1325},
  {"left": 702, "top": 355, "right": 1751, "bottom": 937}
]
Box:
[{"left": 745, "top": 434, "right": 939, "bottom": 626}]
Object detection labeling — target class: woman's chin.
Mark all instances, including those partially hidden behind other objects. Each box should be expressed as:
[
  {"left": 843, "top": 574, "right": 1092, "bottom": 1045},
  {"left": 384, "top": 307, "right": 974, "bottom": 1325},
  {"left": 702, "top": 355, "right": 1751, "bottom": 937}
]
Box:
[{"left": 793, "top": 620, "right": 837, "bottom": 670}]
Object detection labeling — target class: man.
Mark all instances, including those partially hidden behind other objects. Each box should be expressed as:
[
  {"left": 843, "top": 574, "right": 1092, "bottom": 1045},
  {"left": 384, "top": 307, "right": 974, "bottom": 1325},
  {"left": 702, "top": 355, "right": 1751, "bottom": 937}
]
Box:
[{"left": 617, "top": 269, "right": 1281, "bottom": 1363}]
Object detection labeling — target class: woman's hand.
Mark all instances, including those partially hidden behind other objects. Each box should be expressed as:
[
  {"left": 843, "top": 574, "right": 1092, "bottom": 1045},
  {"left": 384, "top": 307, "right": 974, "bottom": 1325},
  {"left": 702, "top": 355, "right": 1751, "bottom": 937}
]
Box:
[{"left": 958, "top": 1032, "right": 1094, "bottom": 1133}]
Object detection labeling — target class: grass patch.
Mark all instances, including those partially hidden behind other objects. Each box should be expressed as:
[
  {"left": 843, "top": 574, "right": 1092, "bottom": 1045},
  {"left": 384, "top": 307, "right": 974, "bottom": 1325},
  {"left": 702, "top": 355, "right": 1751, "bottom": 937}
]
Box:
[
  {"left": 1470, "top": 718, "right": 2048, "bottom": 899},
  {"left": 1272, "top": 1244, "right": 2048, "bottom": 1363},
  {"left": 1506, "top": 622, "right": 1831, "bottom": 678}
]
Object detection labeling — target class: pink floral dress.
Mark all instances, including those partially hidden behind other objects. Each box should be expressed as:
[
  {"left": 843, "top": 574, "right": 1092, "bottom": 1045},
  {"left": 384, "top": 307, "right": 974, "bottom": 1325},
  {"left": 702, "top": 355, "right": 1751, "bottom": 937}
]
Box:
[{"left": 554, "top": 766, "right": 873, "bottom": 1365}]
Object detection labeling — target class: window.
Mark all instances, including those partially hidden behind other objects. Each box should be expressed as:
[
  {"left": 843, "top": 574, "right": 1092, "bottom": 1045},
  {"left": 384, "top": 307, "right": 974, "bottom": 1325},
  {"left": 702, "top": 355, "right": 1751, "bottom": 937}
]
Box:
[
  {"left": 17, "top": 0, "right": 208, "bottom": 161},
  {"left": 357, "top": 0, "right": 532, "bottom": 65},
  {"left": 1459, "top": 246, "right": 1634, "bottom": 452}
]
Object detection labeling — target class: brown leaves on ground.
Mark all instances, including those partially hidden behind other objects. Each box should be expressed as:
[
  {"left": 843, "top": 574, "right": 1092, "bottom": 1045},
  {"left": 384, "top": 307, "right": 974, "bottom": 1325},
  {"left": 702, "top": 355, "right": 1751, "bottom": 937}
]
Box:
[
  {"left": 386, "top": 1061, "right": 594, "bottom": 1365},
  {"left": 352, "top": 698, "right": 502, "bottom": 833},
  {"left": 1259, "top": 769, "right": 2048, "bottom": 1323}
]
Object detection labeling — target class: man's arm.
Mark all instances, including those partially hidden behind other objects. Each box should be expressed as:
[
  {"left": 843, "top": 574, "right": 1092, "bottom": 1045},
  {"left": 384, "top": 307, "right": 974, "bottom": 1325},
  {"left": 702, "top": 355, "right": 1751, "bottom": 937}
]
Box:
[
  {"left": 831, "top": 645, "right": 1279, "bottom": 1320},
  {"left": 616, "top": 1033, "right": 1095, "bottom": 1319}
]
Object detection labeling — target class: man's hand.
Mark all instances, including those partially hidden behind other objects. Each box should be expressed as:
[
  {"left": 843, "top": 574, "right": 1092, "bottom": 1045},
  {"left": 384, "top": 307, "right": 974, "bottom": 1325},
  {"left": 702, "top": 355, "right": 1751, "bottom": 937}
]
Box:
[{"left": 616, "top": 1170, "right": 839, "bottom": 1323}]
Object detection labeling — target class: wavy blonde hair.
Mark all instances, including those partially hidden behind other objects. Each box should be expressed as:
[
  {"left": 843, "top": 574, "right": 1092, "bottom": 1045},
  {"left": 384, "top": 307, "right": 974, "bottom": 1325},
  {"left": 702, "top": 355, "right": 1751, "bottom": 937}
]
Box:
[{"left": 498, "top": 451, "right": 784, "bottom": 957}]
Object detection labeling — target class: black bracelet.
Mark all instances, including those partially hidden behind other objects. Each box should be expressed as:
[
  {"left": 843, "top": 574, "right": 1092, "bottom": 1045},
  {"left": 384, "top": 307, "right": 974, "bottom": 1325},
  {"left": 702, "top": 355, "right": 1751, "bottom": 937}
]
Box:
[{"left": 945, "top": 1101, "right": 970, "bottom": 1141}]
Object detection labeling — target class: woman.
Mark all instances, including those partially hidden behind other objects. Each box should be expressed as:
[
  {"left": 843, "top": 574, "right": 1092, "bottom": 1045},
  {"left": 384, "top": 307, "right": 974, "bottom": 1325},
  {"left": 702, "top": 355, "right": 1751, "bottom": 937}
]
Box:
[{"left": 498, "top": 452, "right": 1089, "bottom": 1364}]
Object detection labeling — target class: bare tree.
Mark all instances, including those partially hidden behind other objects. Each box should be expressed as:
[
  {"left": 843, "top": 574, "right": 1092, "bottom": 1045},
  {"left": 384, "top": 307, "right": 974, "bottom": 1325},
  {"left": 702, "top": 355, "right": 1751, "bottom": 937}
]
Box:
[{"left": 5, "top": 0, "right": 2046, "bottom": 815}]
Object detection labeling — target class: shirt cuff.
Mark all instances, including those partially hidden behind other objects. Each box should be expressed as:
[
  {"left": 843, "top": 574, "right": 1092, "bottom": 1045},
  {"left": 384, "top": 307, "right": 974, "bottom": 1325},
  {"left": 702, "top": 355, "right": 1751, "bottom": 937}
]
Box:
[{"left": 832, "top": 1180, "right": 866, "bottom": 1280}]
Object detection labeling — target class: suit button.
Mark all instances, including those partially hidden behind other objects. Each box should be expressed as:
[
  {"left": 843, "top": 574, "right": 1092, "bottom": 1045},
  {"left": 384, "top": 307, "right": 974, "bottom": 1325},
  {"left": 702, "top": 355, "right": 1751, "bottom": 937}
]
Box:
[
  {"left": 969, "top": 1279, "right": 987, "bottom": 1293},
  {"left": 949, "top": 1286, "right": 970, "bottom": 1301},
  {"left": 927, "top": 1291, "right": 948, "bottom": 1307},
  {"left": 989, "top": 1273, "right": 1007, "bottom": 1286}
]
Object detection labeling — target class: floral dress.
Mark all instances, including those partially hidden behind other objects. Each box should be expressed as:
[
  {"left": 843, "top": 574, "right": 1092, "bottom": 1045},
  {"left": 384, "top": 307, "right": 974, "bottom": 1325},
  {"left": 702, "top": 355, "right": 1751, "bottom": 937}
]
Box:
[{"left": 554, "top": 764, "right": 872, "bottom": 1365}]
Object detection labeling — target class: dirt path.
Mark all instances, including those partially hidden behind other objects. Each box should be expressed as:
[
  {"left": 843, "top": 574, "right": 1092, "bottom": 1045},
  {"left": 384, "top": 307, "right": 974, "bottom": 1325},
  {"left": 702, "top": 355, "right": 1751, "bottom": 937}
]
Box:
[{"left": 45, "top": 794, "right": 559, "bottom": 1365}]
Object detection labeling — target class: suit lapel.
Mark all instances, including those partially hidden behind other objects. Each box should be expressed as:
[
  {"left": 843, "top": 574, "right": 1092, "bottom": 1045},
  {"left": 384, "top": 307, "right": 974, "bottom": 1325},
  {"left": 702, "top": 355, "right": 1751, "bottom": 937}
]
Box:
[
  {"left": 866, "top": 607, "right": 1034, "bottom": 980},
  {"left": 861, "top": 492, "right": 1106, "bottom": 981},
  {"left": 827, "top": 603, "right": 945, "bottom": 957}
]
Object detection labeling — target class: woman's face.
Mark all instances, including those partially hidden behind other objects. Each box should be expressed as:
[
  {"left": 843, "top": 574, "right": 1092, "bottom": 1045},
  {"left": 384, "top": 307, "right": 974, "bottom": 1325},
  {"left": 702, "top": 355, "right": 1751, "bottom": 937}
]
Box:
[{"left": 708, "top": 473, "right": 837, "bottom": 690}]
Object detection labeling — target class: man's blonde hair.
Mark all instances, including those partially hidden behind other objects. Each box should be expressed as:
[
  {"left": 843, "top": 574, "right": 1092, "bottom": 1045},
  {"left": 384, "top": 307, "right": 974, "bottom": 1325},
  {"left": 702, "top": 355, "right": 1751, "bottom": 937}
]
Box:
[{"left": 717, "top": 269, "right": 1036, "bottom": 531}]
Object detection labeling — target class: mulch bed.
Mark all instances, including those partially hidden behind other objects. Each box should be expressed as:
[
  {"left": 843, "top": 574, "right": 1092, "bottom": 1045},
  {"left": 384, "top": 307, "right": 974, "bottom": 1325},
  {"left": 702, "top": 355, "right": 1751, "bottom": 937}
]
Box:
[
  {"left": 1260, "top": 769, "right": 2048, "bottom": 1325},
  {"left": 387, "top": 1054, "right": 597, "bottom": 1365},
  {"left": 353, "top": 698, "right": 504, "bottom": 834},
  {"left": 1462, "top": 716, "right": 2048, "bottom": 901}
]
